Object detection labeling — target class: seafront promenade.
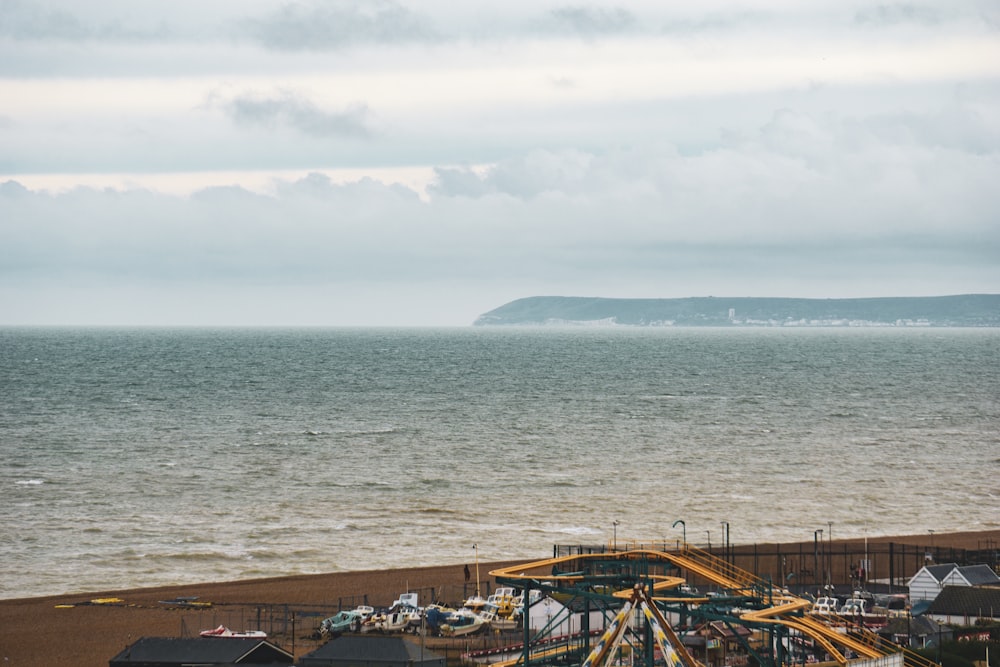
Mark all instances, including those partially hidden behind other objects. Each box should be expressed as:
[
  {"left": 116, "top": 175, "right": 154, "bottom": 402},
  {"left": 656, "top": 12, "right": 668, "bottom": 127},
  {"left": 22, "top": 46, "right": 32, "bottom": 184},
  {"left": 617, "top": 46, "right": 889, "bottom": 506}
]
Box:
[{"left": 1, "top": 529, "right": 997, "bottom": 667}]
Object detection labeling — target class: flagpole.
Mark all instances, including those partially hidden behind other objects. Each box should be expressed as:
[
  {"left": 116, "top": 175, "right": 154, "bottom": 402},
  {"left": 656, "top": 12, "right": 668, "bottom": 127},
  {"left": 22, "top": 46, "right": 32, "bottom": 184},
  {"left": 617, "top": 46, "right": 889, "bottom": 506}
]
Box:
[{"left": 474, "top": 544, "right": 480, "bottom": 597}]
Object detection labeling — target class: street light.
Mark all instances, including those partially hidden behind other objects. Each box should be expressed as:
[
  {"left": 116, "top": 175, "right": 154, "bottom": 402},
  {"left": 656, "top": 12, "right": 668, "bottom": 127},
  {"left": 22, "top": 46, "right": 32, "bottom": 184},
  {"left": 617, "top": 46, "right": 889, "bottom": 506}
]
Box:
[
  {"left": 706, "top": 530, "right": 711, "bottom": 551},
  {"left": 814, "top": 529, "right": 823, "bottom": 593},
  {"left": 672, "top": 519, "right": 686, "bottom": 546},
  {"left": 613, "top": 520, "right": 620, "bottom": 551},
  {"left": 473, "top": 544, "right": 480, "bottom": 597},
  {"left": 827, "top": 522, "right": 833, "bottom": 591},
  {"left": 721, "top": 521, "right": 730, "bottom": 564}
]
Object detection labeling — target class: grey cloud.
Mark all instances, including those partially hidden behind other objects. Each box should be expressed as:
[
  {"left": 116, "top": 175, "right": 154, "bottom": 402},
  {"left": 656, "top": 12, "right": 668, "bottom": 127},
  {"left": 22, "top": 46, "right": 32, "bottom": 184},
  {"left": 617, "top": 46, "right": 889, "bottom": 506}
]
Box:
[
  {"left": 243, "top": 0, "right": 439, "bottom": 51},
  {"left": 0, "top": 1, "right": 89, "bottom": 40},
  {"left": 421, "top": 110, "right": 1000, "bottom": 251},
  {"left": 545, "top": 6, "right": 637, "bottom": 37},
  {"left": 430, "top": 167, "right": 493, "bottom": 198},
  {"left": 3, "top": 107, "right": 997, "bottom": 323},
  {"left": 853, "top": 4, "right": 945, "bottom": 26},
  {"left": 222, "top": 90, "right": 374, "bottom": 138},
  {"left": 0, "top": 0, "right": 172, "bottom": 42},
  {"left": 431, "top": 150, "right": 596, "bottom": 199}
]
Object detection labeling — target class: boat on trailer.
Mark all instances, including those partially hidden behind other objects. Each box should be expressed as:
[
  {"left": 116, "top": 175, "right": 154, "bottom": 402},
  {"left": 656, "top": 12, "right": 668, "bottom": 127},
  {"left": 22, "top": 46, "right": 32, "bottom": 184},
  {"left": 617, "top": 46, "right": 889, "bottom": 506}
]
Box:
[{"left": 199, "top": 625, "right": 267, "bottom": 639}]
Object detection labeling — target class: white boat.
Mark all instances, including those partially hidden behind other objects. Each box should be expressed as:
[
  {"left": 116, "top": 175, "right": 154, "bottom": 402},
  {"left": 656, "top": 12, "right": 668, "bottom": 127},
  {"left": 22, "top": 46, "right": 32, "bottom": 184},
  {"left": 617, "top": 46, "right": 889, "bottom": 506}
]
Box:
[
  {"left": 477, "top": 602, "right": 519, "bottom": 631},
  {"left": 486, "top": 587, "right": 519, "bottom": 617},
  {"left": 440, "top": 610, "right": 487, "bottom": 637},
  {"left": 199, "top": 625, "right": 267, "bottom": 639},
  {"left": 361, "top": 596, "right": 423, "bottom": 634},
  {"left": 380, "top": 610, "right": 413, "bottom": 633},
  {"left": 462, "top": 594, "right": 488, "bottom": 612},
  {"left": 354, "top": 605, "right": 375, "bottom": 621}
]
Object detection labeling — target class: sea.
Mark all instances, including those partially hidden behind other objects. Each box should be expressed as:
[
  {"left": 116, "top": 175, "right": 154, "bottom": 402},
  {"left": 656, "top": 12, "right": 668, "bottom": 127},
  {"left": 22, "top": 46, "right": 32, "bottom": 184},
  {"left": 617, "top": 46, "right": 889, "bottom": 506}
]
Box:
[{"left": 1, "top": 326, "right": 998, "bottom": 601}]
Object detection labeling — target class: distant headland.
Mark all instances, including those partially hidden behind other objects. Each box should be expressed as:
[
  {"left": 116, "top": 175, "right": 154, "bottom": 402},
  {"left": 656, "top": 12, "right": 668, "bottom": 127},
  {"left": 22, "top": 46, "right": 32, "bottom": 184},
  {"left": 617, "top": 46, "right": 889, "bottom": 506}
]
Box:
[{"left": 473, "top": 294, "right": 1000, "bottom": 327}]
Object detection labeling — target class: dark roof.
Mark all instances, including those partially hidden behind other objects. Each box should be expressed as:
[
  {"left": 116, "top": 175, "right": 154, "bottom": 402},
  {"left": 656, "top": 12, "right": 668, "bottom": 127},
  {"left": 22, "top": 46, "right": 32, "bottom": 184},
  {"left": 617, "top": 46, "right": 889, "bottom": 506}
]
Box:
[
  {"left": 920, "top": 563, "right": 1000, "bottom": 585},
  {"left": 706, "top": 621, "right": 752, "bottom": 638},
  {"left": 957, "top": 565, "right": 1000, "bottom": 586},
  {"left": 926, "top": 586, "right": 1000, "bottom": 618},
  {"left": 878, "top": 616, "right": 941, "bottom": 638},
  {"left": 558, "top": 596, "right": 625, "bottom": 614},
  {"left": 108, "top": 637, "right": 294, "bottom": 665},
  {"left": 299, "top": 636, "right": 445, "bottom": 664}
]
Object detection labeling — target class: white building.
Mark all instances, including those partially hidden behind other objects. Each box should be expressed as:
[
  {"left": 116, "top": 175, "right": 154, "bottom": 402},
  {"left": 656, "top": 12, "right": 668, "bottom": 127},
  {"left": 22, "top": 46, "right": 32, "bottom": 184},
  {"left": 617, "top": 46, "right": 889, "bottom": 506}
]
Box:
[
  {"left": 526, "top": 595, "right": 612, "bottom": 635},
  {"left": 907, "top": 563, "right": 1000, "bottom": 602}
]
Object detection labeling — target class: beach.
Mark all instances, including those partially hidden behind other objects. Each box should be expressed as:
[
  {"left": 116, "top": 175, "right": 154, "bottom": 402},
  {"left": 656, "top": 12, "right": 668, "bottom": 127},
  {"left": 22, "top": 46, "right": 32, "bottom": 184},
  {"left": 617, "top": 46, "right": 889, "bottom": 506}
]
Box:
[{"left": 1, "top": 529, "right": 997, "bottom": 667}]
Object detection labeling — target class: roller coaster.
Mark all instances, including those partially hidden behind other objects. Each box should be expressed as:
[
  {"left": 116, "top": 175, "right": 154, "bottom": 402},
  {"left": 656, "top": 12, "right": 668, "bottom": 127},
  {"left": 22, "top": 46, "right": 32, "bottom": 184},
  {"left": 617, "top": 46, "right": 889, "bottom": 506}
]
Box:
[{"left": 485, "top": 545, "right": 939, "bottom": 667}]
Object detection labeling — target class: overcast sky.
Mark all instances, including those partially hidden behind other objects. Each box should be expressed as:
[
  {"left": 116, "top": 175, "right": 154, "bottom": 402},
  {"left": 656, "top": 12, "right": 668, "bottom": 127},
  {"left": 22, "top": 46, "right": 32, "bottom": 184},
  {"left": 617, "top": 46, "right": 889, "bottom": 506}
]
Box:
[{"left": 2, "top": 0, "right": 998, "bottom": 326}]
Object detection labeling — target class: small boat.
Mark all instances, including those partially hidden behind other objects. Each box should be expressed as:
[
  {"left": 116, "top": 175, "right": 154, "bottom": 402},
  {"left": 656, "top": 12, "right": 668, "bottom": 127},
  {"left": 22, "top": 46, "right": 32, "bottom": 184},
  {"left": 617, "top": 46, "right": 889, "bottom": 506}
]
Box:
[
  {"left": 462, "top": 594, "right": 488, "bottom": 613},
  {"left": 477, "top": 602, "right": 519, "bottom": 631},
  {"left": 199, "top": 625, "right": 267, "bottom": 639},
  {"left": 439, "top": 609, "right": 487, "bottom": 637},
  {"left": 424, "top": 604, "right": 459, "bottom": 634},
  {"left": 486, "top": 587, "right": 519, "bottom": 617},
  {"left": 361, "top": 609, "right": 420, "bottom": 632},
  {"left": 319, "top": 610, "right": 365, "bottom": 635}
]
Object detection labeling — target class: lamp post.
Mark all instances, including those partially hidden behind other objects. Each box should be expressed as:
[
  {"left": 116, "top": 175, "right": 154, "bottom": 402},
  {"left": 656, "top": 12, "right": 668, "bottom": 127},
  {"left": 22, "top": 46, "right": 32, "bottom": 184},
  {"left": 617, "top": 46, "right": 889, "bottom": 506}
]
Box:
[
  {"left": 613, "top": 520, "right": 619, "bottom": 551},
  {"left": 814, "top": 529, "right": 823, "bottom": 593},
  {"left": 473, "top": 543, "right": 480, "bottom": 597},
  {"left": 721, "top": 521, "right": 730, "bottom": 564},
  {"left": 672, "top": 519, "right": 686, "bottom": 546},
  {"left": 706, "top": 530, "right": 711, "bottom": 551},
  {"left": 827, "top": 522, "right": 833, "bottom": 591}
]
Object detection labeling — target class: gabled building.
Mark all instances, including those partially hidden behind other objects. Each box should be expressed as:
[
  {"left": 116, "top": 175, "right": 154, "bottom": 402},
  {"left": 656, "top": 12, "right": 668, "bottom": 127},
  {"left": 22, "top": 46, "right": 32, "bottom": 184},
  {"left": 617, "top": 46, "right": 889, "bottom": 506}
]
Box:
[
  {"left": 108, "top": 637, "right": 294, "bottom": 666},
  {"left": 297, "top": 635, "right": 445, "bottom": 667},
  {"left": 876, "top": 615, "right": 947, "bottom": 649},
  {"left": 907, "top": 563, "right": 1000, "bottom": 602},
  {"left": 680, "top": 620, "right": 755, "bottom": 667},
  {"left": 924, "top": 585, "right": 1000, "bottom": 625},
  {"left": 526, "top": 595, "right": 613, "bottom": 635}
]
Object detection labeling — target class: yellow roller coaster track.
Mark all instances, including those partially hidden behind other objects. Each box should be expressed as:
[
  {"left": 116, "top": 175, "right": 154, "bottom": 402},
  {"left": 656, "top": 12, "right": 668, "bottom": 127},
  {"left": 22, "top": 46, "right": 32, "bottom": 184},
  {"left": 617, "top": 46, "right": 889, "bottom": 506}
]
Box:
[{"left": 490, "top": 547, "right": 934, "bottom": 667}]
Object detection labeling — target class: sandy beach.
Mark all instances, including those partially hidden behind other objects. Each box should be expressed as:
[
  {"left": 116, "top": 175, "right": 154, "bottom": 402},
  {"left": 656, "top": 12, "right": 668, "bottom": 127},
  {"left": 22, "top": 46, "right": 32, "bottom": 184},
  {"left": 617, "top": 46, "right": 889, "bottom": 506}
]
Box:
[{"left": 1, "top": 530, "right": 997, "bottom": 667}]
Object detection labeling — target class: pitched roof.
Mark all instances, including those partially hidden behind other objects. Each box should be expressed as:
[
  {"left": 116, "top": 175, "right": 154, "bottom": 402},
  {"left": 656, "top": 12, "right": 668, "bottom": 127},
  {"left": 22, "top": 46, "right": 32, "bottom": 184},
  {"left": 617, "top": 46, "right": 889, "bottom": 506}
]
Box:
[
  {"left": 301, "top": 636, "right": 445, "bottom": 663},
  {"left": 706, "top": 620, "right": 752, "bottom": 638},
  {"left": 911, "top": 563, "right": 1000, "bottom": 586},
  {"left": 955, "top": 564, "right": 1000, "bottom": 586},
  {"left": 921, "top": 563, "right": 960, "bottom": 583},
  {"left": 926, "top": 586, "right": 1000, "bottom": 618},
  {"left": 879, "top": 615, "right": 941, "bottom": 638},
  {"left": 109, "top": 637, "right": 294, "bottom": 664}
]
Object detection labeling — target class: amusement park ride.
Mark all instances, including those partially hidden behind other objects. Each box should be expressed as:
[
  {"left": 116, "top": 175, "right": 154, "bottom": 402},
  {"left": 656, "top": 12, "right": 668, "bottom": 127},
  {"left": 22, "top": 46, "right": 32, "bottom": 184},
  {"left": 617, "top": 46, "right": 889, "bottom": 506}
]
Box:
[{"left": 485, "top": 545, "right": 937, "bottom": 667}]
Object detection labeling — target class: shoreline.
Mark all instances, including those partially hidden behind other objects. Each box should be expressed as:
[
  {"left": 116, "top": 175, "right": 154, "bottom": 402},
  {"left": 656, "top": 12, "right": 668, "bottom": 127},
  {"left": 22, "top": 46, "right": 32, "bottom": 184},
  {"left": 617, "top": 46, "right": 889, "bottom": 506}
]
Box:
[{"left": 2, "top": 529, "right": 997, "bottom": 667}]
